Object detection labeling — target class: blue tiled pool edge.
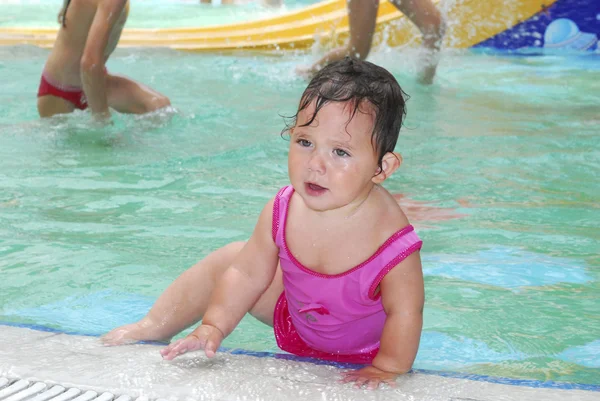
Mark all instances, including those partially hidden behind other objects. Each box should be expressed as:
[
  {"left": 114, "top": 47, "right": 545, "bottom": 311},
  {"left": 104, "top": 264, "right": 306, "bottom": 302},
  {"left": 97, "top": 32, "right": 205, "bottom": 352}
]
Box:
[{"left": 1, "top": 322, "right": 598, "bottom": 393}]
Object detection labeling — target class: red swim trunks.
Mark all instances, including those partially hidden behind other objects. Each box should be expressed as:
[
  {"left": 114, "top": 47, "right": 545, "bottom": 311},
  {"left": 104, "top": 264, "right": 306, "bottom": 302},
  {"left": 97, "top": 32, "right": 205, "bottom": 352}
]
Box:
[{"left": 37, "top": 72, "right": 88, "bottom": 110}]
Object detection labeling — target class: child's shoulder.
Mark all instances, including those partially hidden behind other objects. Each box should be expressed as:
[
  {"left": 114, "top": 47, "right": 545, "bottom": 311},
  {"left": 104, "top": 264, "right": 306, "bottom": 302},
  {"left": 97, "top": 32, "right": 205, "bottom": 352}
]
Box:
[
  {"left": 371, "top": 186, "right": 411, "bottom": 234},
  {"left": 375, "top": 185, "right": 409, "bottom": 217}
]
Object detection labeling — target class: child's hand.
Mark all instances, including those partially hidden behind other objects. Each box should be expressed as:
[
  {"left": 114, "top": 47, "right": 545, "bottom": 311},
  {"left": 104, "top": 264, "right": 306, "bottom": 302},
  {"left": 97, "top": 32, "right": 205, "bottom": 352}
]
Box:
[
  {"left": 159, "top": 324, "right": 224, "bottom": 360},
  {"left": 340, "top": 366, "right": 399, "bottom": 389}
]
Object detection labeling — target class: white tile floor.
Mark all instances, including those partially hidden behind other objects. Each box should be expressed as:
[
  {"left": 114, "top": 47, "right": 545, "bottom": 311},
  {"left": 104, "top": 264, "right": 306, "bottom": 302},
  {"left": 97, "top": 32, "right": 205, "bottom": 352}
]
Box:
[{"left": 0, "top": 326, "right": 597, "bottom": 401}]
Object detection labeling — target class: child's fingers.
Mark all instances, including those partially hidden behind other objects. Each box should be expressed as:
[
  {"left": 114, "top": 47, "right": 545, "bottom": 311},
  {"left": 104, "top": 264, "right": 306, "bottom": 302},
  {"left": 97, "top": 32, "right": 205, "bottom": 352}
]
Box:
[
  {"left": 160, "top": 338, "right": 198, "bottom": 360},
  {"left": 339, "top": 371, "right": 355, "bottom": 381},
  {"left": 340, "top": 373, "right": 387, "bottom": 389},
  {"left": 159, "top": 339, "right": 185, "bottom": 360},
  {"left": 203, "top": 327, "right": 224, "bottom": 358},
  {"left": 384, "top": 378, "right": 397, "bottom": 388},
  {"left": 159, "top": 338, "right": 182, "bottom": 355},
  {"left": 204, "top": 345, "right": 216, "bottom": 358},
  {"left": 366, "top": 379, "right": 381, "bottom": 390},
  {"left": 352, "top": 376, "right": 370, "bottom": 388},
  {"left": 339, "top": 372, "right": 359, "bottom": 384},
  {"left": 159, "top": 325, "right": 221, "bottom": 361},
  {"left": 100, "top": 328, "right": 130, "bottom": 346}
]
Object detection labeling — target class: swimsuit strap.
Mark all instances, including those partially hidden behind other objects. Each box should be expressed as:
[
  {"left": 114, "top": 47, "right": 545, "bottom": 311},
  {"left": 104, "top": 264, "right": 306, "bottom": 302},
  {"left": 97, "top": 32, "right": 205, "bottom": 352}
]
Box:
[{"left": 271, "top": 185, "right": 292, "bottom": 244}]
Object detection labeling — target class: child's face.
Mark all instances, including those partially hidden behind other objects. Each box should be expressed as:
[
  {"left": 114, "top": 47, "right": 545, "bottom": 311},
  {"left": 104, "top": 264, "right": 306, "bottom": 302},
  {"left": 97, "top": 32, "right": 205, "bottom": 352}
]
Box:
[{"left": 288, "top": 100, "right": 381, "bottom": 212}]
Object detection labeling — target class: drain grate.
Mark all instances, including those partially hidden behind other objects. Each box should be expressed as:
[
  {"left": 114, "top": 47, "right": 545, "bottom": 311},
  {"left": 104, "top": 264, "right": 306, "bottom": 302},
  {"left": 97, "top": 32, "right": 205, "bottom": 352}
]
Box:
[{"left": 0, "top": 378, "right": 165, "bottom": 401}]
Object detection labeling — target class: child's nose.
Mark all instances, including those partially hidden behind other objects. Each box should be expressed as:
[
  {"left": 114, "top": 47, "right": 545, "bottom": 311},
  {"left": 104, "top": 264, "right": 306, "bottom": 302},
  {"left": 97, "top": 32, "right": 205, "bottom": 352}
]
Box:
[{"left": 307, "top": 152, "right": 326, "bottom": 173}]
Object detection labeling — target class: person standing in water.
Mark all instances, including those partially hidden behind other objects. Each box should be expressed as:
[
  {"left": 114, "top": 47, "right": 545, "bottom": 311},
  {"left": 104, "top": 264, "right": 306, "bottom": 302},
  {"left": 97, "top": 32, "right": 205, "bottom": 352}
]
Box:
[
  {"left": 37, "top": 0, "right": 171, "bottom": 120},
  {"left": 298, "top": 0, "right": 445, "bottom": 84}
]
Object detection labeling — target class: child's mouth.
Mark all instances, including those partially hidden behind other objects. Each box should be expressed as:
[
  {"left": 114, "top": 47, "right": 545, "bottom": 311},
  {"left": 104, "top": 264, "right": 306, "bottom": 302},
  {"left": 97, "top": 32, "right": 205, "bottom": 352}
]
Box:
[{"left": 305, "top": 182, "right": 327, "bottom": 196}]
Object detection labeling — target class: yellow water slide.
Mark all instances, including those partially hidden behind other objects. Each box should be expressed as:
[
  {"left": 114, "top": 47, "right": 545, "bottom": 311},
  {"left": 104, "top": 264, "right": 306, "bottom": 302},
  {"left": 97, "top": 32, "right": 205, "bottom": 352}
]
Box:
[{"left": 0, "top": 0, "right": 556, "bottom": 51}]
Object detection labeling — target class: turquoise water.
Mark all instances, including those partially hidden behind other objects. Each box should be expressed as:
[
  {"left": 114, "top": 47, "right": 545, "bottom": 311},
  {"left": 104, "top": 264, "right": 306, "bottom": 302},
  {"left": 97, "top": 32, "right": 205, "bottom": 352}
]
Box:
[
  {"left": 0, "top": 1, "right": 599, "bottom": 387},
  {"left": 0, "top": 0, "right": 318, "bottom": 28}
]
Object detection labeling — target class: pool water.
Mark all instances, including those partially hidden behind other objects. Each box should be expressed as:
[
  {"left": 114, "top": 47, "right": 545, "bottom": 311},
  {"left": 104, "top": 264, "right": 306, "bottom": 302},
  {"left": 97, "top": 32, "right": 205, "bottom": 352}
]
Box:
[
  {"left": 0, "top": 0, "right": 599, "bottom": 388},
  {"left": 0, "top": 0, "right": 319, "bottom": 28}
]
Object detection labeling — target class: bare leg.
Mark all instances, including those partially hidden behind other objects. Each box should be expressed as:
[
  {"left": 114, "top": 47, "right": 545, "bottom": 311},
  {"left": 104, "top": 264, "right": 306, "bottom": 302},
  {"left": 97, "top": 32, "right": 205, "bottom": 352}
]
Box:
[
  {"left": 106, "top": 73, "right": 171, "bottom": 115},
  {"left": 102, "top": 242, "right": 247, "bottom": 344},
  {"left": 37, "top": 95, "right": 76, "bottom": 117},
  {"left": 299, "top": 0, "right": 444, "bottom": 84},
  {"left": 389, "top": 0, "right": 445, "bottom": 84},
  {"left": 102, "top": 241, "right": 283, "bottom": 345}
]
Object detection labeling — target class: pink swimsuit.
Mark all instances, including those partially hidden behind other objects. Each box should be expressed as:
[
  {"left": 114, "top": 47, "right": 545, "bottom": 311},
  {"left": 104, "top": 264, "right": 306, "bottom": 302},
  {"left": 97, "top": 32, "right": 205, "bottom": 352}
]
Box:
[{"left": 271, "top": 186, "right": 423, "bottom": 364}]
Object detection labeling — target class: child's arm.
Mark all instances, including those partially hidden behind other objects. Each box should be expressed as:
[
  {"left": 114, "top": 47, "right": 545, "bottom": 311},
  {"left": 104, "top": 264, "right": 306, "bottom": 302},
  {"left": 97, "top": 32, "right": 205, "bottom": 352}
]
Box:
[
  {"left": 342, "top": 252, "right": 424, "bottom": 388},
  {"left": 80, "top": 0, "right": 128, "bottom": 120},
  {"left": 160, "top": 198, "right": 280, "bottom": 360}
]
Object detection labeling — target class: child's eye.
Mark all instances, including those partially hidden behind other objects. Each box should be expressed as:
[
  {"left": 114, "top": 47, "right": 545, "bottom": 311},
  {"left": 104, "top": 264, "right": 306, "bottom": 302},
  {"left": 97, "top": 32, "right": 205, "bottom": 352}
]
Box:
[
  {"left": 298, "top": 139, "right": 312, "bottom": 147},
  {"left": 334, "top": 149, "right": 349, "bottom": 157}
]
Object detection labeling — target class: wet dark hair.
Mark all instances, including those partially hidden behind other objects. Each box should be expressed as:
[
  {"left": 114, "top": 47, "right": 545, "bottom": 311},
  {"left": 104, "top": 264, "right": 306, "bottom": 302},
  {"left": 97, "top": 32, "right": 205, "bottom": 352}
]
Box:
[
  {"left": 58, "top": 0, "right": 71, "bottom": 27},
  {"left": 283, "top": 57, "right": 408, "bottom": 171}
]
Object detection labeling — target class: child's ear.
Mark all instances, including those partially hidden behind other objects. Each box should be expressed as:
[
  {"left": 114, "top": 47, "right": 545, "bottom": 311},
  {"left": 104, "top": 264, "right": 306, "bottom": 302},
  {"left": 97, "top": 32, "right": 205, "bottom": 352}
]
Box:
[{"left": 372, "top": 152, "right": 402, "bottom": 184}]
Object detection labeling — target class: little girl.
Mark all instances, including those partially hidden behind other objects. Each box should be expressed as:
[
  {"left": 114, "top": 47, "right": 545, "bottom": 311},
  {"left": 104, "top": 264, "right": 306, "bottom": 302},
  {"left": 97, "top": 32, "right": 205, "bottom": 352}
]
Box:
[
  {"left": 37, "top": 0, "right": 170, "bottom": 119},
  {"left": 104, "top": 58, "right": 424, "bottom": 388}
]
